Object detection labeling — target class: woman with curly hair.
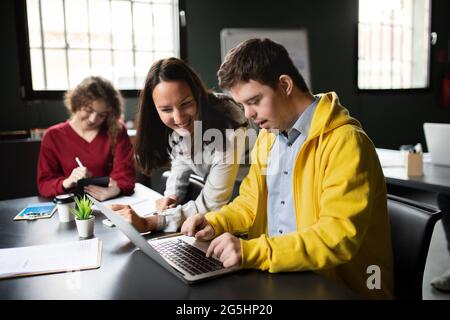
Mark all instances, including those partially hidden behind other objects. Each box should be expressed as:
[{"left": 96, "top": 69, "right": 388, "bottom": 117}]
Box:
[{"left": 37, "top": 76, "right": 135, "bottom": 200}]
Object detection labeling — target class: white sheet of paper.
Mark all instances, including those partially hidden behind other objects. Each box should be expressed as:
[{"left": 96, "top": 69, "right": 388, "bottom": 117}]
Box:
[
  {"left": 376, "top": 148, "right": 405, "bottom": 167},
  {"left": 376, "top": 148, "right": 431, "bottom": 168},
  {"left": 0, "top": 238, "right": 101, "bottom": 279},
  {"left": 95, "top": 183, "right": 163, "bottom": 216}
]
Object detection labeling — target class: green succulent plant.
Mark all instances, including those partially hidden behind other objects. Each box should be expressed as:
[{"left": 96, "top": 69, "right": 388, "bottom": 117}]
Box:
[{"left": 70, "top": 195, "right": 93, "bottom": 220}]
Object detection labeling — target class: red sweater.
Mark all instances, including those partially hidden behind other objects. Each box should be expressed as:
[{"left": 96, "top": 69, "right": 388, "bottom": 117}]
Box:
[{"left": 37, "top": 121, "right": 135, "bottom": 198}]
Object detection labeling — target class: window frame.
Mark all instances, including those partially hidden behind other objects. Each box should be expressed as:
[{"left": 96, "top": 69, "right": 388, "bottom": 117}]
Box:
[
  {"left": 355, "top": 0, "right": 434, "bottom": 94},
  {"left": 15, "top": 0, "right": 187, "bottom": 100}
]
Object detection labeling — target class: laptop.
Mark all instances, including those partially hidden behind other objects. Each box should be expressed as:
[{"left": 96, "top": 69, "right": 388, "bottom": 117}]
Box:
[
  {"left": 87, "top": 195, "right": 240, "bottom": 284},
  {"left": 423, "top": 123, "right": 450, "bottom": 166}
]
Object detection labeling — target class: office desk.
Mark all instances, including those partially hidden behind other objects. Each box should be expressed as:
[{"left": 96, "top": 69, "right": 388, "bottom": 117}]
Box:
[
  {"left": 0, "top": 130, "right": 145, "bottom": 201},
  {"left": 377, "top": 149, "right": 449, "bottom": 256},
  {"left": 377, "top": 148, "right": 450, "bottom": 195},
  {"left": 0, "top": 196, "right": 360, "bottom": 300}
]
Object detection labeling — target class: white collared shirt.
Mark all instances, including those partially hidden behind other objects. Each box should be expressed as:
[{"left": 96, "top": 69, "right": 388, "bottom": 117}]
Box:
[{"left": 266, "top": 97, "right": 319, "bottom": 237}]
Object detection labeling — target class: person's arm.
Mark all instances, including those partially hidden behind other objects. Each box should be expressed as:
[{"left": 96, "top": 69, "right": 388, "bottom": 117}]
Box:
[
  {"left": 37, "top": 132, "right": 67, "bottom": 197},
  {"left": 161, "top": 129, "right": 248, "bottom": 232},
  {"left": 165, "top": 161, "right": 239, "bottom": 231},
  {"left": 153, "top": 156, "right": 192, "bottom": 232},
  {"left": 111, "top": 204, "right": 158, "bottom": 232},
  {"left": 203, "top": 161, "right": 260, "bottom": 235},
  {"left": 238, "top": 130, "right": 380, "bottom": 272},
  {"left": 203, "top": 130, "right": 273, "bottom": 236},
  {"left": 109, "top": 127, "right": 136, "bottom": 195},
  {"left": 164, "top": 154, "right": 193, "bottom": 203},
  {"left": 188, "top": 129, "right": 247, "bottom": 214}
]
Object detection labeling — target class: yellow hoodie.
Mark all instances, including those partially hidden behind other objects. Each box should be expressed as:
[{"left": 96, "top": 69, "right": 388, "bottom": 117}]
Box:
[{"left": 205, "top": 92, "right": 394, "bottom": 299}]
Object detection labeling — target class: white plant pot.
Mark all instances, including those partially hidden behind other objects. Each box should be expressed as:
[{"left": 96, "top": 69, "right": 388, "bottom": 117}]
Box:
[
  {"left": 75, "top": 215, "right": 95, "bottom": 238},
  {"left": 57, "top": 202, "right": 75, "bottom": 223}
]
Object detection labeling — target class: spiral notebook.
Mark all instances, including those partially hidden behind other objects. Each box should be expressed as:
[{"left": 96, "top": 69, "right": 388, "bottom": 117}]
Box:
[{"left": 0, "top": 238, "right": 102, "bottom": 280}]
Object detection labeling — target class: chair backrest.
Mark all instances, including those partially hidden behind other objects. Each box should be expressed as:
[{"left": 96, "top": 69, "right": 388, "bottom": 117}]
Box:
[
  {"left": 387, "top": 194, "right": 441, "bottom": 299},
  {"left": 160, "top": 170, "right": 205, "bottom": 204}
]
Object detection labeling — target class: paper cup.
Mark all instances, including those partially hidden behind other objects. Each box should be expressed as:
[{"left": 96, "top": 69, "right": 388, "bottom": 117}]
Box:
[{"left": 54, "top": 194, "right": 75, "bottom": 223}]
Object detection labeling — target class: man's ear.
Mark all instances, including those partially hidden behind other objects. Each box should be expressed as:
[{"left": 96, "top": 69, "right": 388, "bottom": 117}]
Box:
[{"left": 279, "top": 75, "right": 293, "bottom": 96}]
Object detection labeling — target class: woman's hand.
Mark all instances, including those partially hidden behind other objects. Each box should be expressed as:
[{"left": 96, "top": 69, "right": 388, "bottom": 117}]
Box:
[
  {"left": 84, "top": 178, "right": 120, "bottom": 201},
  {"left": 62, "top": 166, "right": 92, "bottom": 189},
  {"left": 110, "top": 204, "right": 154, "bottom": 233},
  {"left": 156, "top": 195, "right": 179, "bottom": 212}
]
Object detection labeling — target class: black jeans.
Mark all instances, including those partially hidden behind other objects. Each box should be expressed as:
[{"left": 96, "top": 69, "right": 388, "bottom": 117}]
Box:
[{"left": 437, "top": 193, "right": 450, "bottom": 253}]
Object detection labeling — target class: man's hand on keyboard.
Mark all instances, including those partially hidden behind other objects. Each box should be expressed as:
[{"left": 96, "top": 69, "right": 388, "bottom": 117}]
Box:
[
  {"left": 181, "top": 214, "right": 215, "bottom": 241},
  {"left": 206, "top": 233, "right": 241, "bottom": 268}
]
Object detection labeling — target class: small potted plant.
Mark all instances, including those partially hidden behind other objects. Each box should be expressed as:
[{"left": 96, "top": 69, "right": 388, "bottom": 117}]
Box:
[{"left": 71, "top": 195, "right": 95, "bottom": 238}]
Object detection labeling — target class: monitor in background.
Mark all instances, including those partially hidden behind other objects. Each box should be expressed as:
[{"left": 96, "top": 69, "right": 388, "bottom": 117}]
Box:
[{"left": 423, "top": 122, "right": 450, "bottom": 166}]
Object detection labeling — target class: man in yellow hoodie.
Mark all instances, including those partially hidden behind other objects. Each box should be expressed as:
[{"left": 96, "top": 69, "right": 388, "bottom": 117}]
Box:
[{"left": 181, "top": 38, "right": 394, "bottom": 299}]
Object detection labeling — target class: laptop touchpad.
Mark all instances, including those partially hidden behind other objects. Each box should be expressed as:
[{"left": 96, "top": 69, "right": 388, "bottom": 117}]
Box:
[{"left": 181, "top": 235, "right": 210, "bottom": 253}]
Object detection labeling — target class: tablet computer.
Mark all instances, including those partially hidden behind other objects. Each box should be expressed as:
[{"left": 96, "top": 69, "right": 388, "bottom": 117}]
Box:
[{"left": 76, "top": 176, "right": 110, "bottom": 196}]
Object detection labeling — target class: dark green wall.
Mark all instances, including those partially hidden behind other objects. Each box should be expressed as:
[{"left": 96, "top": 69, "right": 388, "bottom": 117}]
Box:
[
  {"left": 2, "top": 0, "right": 450, "bottom": 149},
  {"left": 184, "top": 0, "right": 450, "bottom": 150}
]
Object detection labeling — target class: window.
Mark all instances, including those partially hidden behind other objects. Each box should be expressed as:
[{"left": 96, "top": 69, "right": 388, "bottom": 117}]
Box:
[
  {"left": 17, "top": 0, "right": 185, "bottom": 99},
  {"left": 357, "top": 0, "right": 432, "bottom": 90}
]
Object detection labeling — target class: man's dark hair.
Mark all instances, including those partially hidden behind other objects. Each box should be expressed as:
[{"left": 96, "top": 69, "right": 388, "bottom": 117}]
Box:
[{"left": 218, "top": 38, "right": 309, "bottom": 92}]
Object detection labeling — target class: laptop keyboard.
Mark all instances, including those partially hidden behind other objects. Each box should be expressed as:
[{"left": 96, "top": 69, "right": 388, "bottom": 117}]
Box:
[{"left": 150, "top": 239, "right": 224, "bottom": 276}]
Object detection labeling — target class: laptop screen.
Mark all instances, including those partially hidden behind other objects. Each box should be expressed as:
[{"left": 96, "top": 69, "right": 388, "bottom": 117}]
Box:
[{"left": 423, "top": 122, "right": 450, "bottom": 166}]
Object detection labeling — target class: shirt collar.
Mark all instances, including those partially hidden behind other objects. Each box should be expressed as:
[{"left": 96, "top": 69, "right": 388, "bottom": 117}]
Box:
[{"left": 280, "top": 96, "right": 319, "bottom": 143}]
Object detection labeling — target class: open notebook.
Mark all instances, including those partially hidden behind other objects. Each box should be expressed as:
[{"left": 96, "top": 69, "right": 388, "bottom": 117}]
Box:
[
  {"left": 0, "top": 238, "right": 102, "bottom": 279},
  {"left": 95, "top": 183, "right": 163, "bottom": 216}
]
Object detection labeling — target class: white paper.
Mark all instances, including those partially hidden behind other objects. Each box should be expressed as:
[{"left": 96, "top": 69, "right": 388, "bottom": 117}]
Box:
[
  {"left": 376, "top": 148, "right": 431, "bottom": 168},
  {"left": 376, "top": 148, "right": 405, "bottom": 167},
  {"left": 0, "top": 238, "right": 100, "bottom": 279},
  {"left": 95, "top": 183, "right": 163, "bottom": 216}
]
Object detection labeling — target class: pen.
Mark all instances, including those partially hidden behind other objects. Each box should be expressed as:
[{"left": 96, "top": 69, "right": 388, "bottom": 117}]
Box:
[{"left": 75, "top": 157, "right": 84, "bottom": 167}]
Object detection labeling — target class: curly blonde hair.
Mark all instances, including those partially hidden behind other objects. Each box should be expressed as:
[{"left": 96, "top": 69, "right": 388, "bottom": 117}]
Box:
[{"left": 64, "top": 76, "right": 124, "bottom": 143}]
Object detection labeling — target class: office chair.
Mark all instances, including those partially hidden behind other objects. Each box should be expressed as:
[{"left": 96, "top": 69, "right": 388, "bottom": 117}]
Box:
[
  {"left": 387, "top": 194, "right": 441, "bottom": 299},
  {"left": 160, "top": 170, "right": 205, "bottom": 204}
]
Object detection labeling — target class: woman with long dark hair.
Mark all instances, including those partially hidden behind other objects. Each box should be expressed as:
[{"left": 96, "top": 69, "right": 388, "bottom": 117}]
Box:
[{"left": 112, "top": 58, "right": 251, "bottom": 232}]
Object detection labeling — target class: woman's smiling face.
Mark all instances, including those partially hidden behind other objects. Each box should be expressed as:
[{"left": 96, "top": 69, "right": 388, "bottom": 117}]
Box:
[{"left": 152, "top": 80, "right": 198, "bottom": 136}]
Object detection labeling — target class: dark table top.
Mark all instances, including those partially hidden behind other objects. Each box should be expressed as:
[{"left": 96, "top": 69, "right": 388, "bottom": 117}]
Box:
[
  {"left": 0, "top": 196, "right": 361, "bottom": 300},
  {"left": 377, "top": 148, "right": 450, "bottom": 195}
]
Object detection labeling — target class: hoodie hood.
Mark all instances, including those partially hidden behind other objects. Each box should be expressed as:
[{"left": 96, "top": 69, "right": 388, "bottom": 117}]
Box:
[
  {"left": 307, "top": 92, "right": 362, "bottom": 142},
  {"left": 254, "top": 92, "right": 362, "bottom": 169}
]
